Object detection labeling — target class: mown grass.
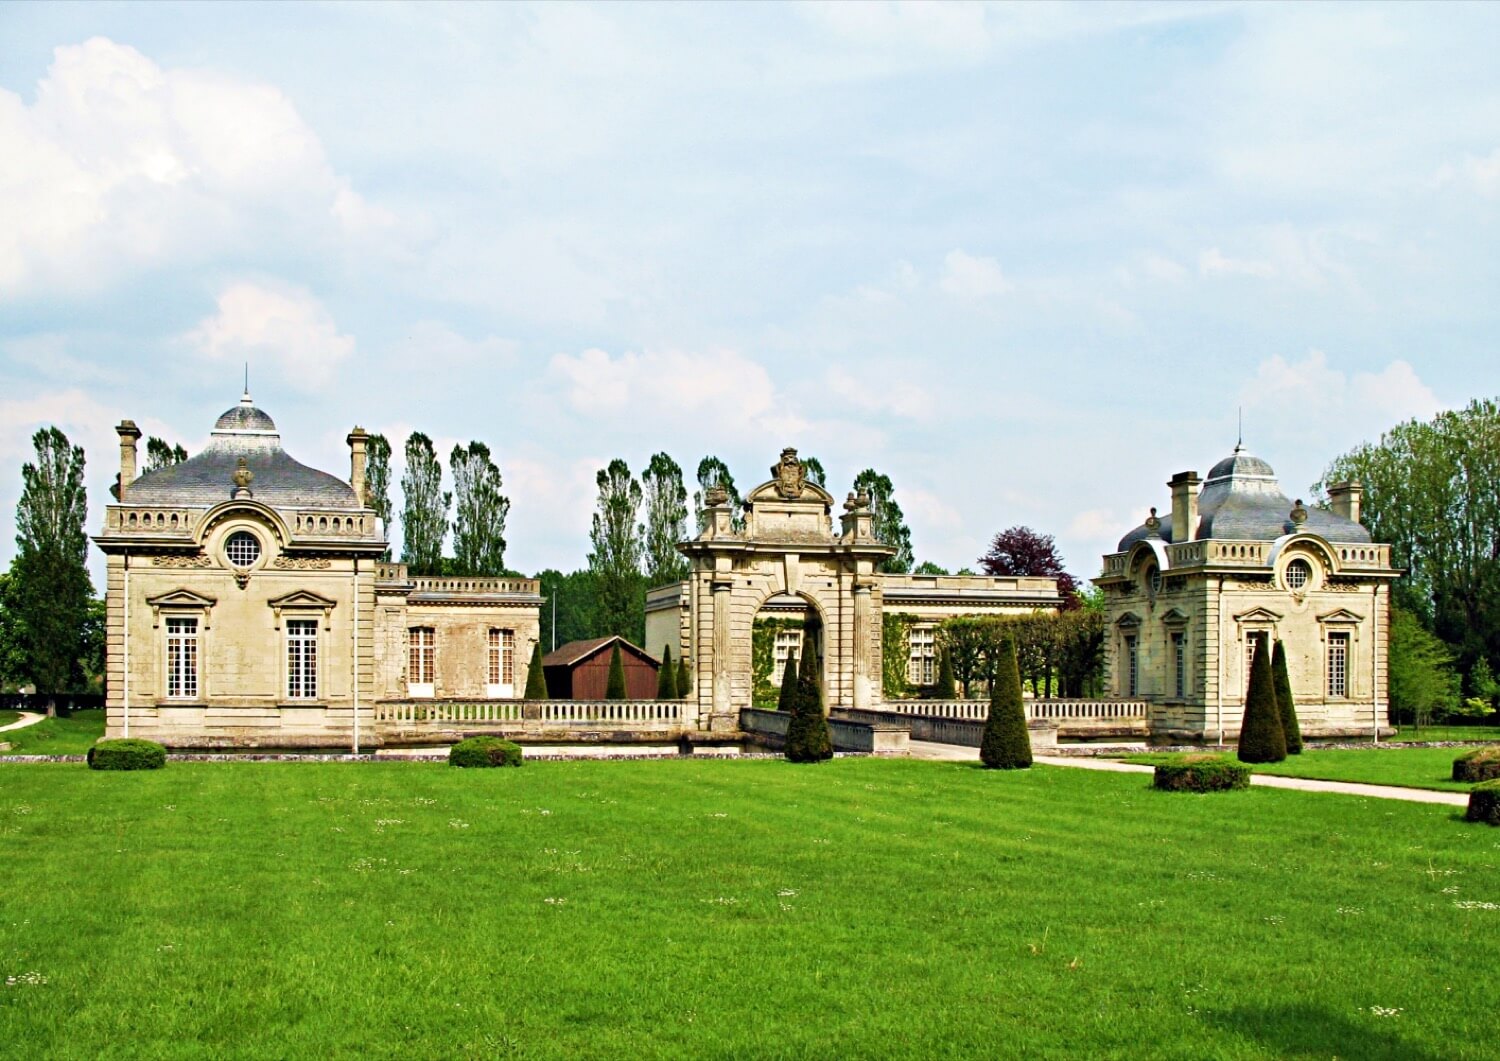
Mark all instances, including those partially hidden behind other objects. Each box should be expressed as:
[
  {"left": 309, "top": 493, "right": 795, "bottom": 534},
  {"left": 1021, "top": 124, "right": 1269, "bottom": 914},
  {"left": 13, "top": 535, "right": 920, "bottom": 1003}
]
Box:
[
  {"left": 0, "top": 710, "right": 19, "bottom": 728},
  {"left": 0, "top": 709, "right": 104, "bottom": 756},
  {"left": 1, "top": 758, "right": 1496, "bottom": 1059},
  {"left": 1121, "top": 747, "right": 1480, "bottom": 793},
  {"left": 1392, "top": 725, "right": 1500, "bottom": 743}
]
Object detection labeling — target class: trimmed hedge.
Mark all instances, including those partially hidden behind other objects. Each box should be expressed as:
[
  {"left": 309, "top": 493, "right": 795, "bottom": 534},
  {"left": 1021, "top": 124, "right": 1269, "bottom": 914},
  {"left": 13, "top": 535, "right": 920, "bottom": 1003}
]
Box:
[
  {"left": 524, "top": 643, "right": 548, "bottom": 700},
  {"left": 1153, "top": 754, "right": 1250, "bottom": 793},
  {"left": 980, "top": 638, "right": 1031, "bottom": 770},
  {"left": 449, "top": 736, "right": 524, "bottom": 768},
  {"left": 1272, "top": 640, "right": 1303, "bottom": 755},
  {"left": 657, "top": 644, "right": 678, "bottom": 700},
  {"left": 1465, "top": 780, "right": 1500, "bottom": 825},
  {"left": 785, "top": 644, "right": 832, "bottom": 763},
  {"left": 87, "top": 739, "right": 167, "bottom": 771},
  {"left": 604, "top": 645, "right": 627, "bottom": 700},
  {"left": 1453, "top": 745, "right": 1500, "bottom": 783},
  {"left": 1237, "top": 639, "right": 1287, "bottom": 763}
]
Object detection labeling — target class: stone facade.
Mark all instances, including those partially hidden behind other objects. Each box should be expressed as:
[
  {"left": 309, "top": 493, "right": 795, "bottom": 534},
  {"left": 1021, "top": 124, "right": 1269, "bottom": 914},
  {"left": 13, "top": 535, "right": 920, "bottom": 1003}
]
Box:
[
  {"left": 1095, "top": 447, "right": 1399, "bottom": 742},
  {"left": 94, "top": 395, "right": 541, "bottom": 749}
]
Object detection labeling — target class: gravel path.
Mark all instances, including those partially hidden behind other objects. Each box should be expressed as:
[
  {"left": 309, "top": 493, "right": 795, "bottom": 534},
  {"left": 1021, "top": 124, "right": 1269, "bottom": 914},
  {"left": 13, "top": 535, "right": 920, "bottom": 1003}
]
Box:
[
  {"left": 907, "top": 740, "right": 1470, "bottom": 807},
  {"left": 0, "top": 711, "right": 44, "bottom": 734}
]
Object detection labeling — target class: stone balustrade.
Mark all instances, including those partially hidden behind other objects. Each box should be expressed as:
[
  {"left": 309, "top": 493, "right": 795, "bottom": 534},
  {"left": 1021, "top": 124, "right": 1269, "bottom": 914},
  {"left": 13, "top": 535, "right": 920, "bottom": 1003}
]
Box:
[
  {"left": 291, "top": 511, "right": 374, "bottom": 537},
  {"left": 877, "top": 698, "right": 1148, "bottom": 722},
  {"left": 107, "top": 507, "right": 198, "bottom": 534},
  {"left": 373, "top": 698, "right": 682, "bottom": 741},
  {"left": 373, "top": 561, "right": 539, "bottom": 596},
  {"left": 1106, "top": 538, "right": 1390, "bottom": 576}
]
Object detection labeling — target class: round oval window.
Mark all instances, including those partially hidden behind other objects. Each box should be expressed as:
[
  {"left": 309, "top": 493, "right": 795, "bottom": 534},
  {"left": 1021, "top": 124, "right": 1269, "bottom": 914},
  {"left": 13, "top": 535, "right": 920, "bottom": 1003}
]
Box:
[
  {"left": 1285, "top": 557, "right": 1312, "bottom": 590},
  {"left": 225, "top": 530, "right": 262, "bottom": 569},
  {"left": 1146, "top": 564, "right": 1162, "bottom": 594}
]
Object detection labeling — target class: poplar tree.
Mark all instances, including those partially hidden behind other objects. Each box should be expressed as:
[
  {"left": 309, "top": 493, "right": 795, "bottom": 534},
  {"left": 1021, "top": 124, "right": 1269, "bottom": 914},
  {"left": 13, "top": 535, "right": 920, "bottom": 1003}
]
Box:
[
  {"left": 9, "top": 427, "right": 92, "bottom": 711},
  {"left": 852, "top": 469, "right": 913, "bottom": 573},
  {"left": 144, "top": 437, "right": 188, "bottom": 471},
  {"left": 801, "top": 456, "right": 827, "bottom": 487},
  {"left": 365, "top": 433, "right": 394, "bottom": 556},
  {"left": 400, "top": 433, "right": 449, "bottom": 575},
  {"left": 693, "top": 457, "right": 742, "bottom": 532},
  {"left": 450, "top": 441, "right": 510, "bottom": 576},
  {"left": 589, "top": 459, "right": 644, "bottom": 642},
  {"left": 642, "top": 452, "right": 690, "bottom": 585}
]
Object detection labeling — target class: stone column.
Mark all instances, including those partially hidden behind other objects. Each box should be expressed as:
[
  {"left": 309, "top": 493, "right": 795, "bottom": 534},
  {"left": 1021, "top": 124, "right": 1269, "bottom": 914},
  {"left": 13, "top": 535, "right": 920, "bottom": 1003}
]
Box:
[
  {"left": 711, "top": 576, "right": 734, "bottom": 731},
  {"left": 852, "top": 579, "right": 874, "bottom": 711}
]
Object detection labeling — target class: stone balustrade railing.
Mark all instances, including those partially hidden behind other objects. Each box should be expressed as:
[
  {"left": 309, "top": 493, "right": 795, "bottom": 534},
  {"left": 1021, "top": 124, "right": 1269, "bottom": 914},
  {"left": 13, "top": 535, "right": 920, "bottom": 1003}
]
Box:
[
  {"left": 373, "top": 699, "right": 681, "bottom": 728},
  {"left": 372, "top": 562, "right": 541, "bottom": 596},
  {"left": 107, "top": 506, "right": 198, "bottom": 534},
  {"left": 877, "top": 699, "right": 1148, "bottom": 722},
  {"left": 1106, "top": 538, "right": 1391, "bottom": 576},
  {"left": 375, "top": 700, "right": 523, "bottom": 724},
  {"left": 291, "top": 511, "right": 374, "bottom": 537}
]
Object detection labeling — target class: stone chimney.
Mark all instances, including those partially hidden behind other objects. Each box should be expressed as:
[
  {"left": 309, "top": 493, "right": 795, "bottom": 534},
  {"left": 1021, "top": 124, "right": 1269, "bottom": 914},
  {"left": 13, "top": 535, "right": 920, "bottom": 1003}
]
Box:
[
  {"left": 1328, "top": 480, "right": 1363, "bottom": 524},
  {"left": 116, "top": 420, "right": 141, "bottom": 502},
  {"left": 347, "top": 427, "right": 369, "bottom": 506},
  {"left": 1168, "top": 471, "right": 1200, "bottom": 543}
]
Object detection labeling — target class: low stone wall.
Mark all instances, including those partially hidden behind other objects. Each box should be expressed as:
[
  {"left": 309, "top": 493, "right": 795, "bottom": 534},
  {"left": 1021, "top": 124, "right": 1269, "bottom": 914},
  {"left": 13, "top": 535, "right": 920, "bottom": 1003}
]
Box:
[
  {"left": 375, "top": 699, "right": 686, "bottom": 747},
  {"left": 739, "top": 708, "right": 909, "bottom": 755},
  {"left": 873, "top": 699, "right": 1147, "bottom": 739},
  {"left": 906, "top": 716, "right": 1059, "bottom": 752}
]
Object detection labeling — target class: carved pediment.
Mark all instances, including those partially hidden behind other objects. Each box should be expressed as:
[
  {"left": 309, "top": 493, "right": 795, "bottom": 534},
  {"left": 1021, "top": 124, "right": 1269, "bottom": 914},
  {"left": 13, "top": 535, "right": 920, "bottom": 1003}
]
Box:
[
  {"left": 1232, "top": 606, "right": 1283, "bottom": 625},
  {"left": 145, "top": 588, "right": 218, "bottom": 628},
  {"left": 267, "top": 589, "right": 338, "bottom": 630},
  {"left": 1115, "top": 611, "right": 1143, "bottom": 628},
  {"left": 1317, "top": 607, "right": 1365, "bottom": 624},
  {"left": 1160, "top": 607, "right": 1191, "bottom": 627}
]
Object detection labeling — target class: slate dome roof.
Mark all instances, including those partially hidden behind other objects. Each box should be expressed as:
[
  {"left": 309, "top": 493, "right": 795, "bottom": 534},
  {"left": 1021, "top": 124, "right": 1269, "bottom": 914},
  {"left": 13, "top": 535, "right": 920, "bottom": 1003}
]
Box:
[
  {"left": 124, "top": 394, "right": 360, "bottom": 510},
  {"left": 1117, "top": 446, "right": 1371, "bottom": 550}
]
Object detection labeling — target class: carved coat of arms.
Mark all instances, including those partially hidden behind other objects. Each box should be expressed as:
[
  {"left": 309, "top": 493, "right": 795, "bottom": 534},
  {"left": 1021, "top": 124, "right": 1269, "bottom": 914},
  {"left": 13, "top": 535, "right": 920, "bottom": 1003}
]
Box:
[{"left": 773, "top": 448, "right": 805, "bottom": 499}]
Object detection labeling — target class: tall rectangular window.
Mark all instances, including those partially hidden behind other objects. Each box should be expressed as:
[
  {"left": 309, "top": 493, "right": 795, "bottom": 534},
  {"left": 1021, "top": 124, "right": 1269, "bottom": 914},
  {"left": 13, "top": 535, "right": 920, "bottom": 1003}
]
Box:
[
  {"left": 908, "top": 627, "right": 937, "bottom": 685},
  {"left": 1328, "top": 632, "right": 1349, "bottom": 698},
  {"left": 166, "top": 617, "right": 198, "bottom": 699},
  {"left": 409, "top": 627, "right": 435, "bottom": 695},
  {"left": 488, "top": 629, "right": 514, "bottom": 687},
  {"left": 286, "top": 619, "right": 318, "bottom": 700},
  {"left": 1171, "top": 632, "right": 1186, "bottom": 699},
  {"left": 1125, "top": 635, "right": 1139, "bottom": 697},
  {"left": 772, "top": 629, "right": 803, "bottom": 686}
]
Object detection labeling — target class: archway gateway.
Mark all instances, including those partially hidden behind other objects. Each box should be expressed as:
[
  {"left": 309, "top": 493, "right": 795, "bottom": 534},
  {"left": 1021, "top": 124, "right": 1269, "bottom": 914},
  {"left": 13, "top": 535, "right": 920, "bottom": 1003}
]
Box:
[{"left": 678, "top": 449, "right": 893, "bottom": 733}]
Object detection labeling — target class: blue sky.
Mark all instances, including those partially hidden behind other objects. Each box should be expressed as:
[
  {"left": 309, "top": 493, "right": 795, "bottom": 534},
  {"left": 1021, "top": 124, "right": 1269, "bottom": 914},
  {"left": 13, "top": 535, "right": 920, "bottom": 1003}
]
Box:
[{"left": 2, "top": 1, "right": 1497, "bottom": 586}]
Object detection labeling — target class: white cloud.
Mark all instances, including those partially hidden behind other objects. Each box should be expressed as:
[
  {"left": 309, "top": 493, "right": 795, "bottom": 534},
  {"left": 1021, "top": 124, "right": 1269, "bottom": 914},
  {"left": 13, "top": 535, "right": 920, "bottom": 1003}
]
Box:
[
  {"left": 1241, "top": 349, "right": 1443, "bottom": 443},
  {"left": 392, "top": 322, "right": 517, "bottom": 370},
  {"left": 824, "top": 365, "right": 933, "bottom": 420},
  {"left": 549, "top": 347, "right": 786, "bottom": 429},
  {"left": 0, "top": 36, "right": 386, "bottom": 293},
  {"left": 1198, "top": 247, "right": 1276, "bottom": 279},
  {"left": 186, "top": 282, "right": 355, "bottom": 391},
  {"left": 939, "top": 249, "right": 1012, "bottom": 299},
  {"left": 1141, "top": 254, "right": 1189, "bottom": 285}
]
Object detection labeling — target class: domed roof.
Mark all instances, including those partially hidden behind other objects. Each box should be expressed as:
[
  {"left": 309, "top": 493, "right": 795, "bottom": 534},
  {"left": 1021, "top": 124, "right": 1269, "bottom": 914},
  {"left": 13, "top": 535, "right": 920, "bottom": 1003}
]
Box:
[
  {"left": 125, "top": 393, "right": 360, "bottom": 510},
  {"left": 1116, "top": 445, "right": 1371, "bottom": 549},
  {"left": 213, "top": 394, "right": 278, "bottom": 434}
]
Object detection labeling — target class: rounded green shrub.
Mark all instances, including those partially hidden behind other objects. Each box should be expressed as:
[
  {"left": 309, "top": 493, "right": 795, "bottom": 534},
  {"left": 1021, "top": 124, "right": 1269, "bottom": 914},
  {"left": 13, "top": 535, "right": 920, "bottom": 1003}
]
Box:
[
  {"left": 449, "top": 736, "right": 524, "bottom": 768},
  {"left": 980, "top": 639, "right": 1031, "bottom": 770},
  {"left": 87, "top": 739, "right": 167, "bottom": 771},
  {"left": 1453, "top": 745, "right": 1500, "bottom": 783},
  {"left": 1465, "top": 780, "right": 1500, "bottom": 825},
  {"left": 1153, "top": 754, "right": 1250, "bottom": 792}
]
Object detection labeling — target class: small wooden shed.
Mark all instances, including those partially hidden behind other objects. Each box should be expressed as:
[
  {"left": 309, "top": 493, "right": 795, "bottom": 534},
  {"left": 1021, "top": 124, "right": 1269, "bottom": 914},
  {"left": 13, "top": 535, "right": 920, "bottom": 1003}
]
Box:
[{"left": 542, "top": 636, "right": 661, "bottom": 700}]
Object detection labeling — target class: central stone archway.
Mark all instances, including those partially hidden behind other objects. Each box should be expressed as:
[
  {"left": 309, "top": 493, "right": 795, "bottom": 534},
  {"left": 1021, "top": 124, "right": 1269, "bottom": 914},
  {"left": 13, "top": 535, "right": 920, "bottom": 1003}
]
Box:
[{"left": 679, "top": 448, "right": 893, "bottom": 733}]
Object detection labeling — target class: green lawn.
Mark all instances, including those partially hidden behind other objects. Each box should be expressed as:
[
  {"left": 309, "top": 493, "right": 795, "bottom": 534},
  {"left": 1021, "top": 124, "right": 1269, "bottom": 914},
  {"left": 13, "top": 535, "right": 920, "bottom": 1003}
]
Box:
[
  {"left": 0, "top": 709, "right": 104, "bottom": 756},
  {"left": 1120, "top": 746, "right": 1484, "bottom": 793},
  {"left": 1391, "top": 725, "right": 1500, "bottom": 744},
  {"left": 1, "top": 759, "right": 1496, "bottom": 1058},
  {"left": 0, "top": 710, "right": 19, "bottom": 728}
]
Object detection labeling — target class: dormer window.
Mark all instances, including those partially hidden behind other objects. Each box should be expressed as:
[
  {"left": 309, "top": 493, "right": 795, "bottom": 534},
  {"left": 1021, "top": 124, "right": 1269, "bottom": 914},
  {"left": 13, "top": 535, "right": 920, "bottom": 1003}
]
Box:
[{"left": 225, "top": 531, "right": 261, "bottom": 568}]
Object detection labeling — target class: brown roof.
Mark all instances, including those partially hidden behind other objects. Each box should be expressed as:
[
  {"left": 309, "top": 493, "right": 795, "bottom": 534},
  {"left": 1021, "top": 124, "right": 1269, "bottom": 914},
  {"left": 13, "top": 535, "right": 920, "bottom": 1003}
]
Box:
[{"left": 542, "top": 635, "right": 659, "bottom": 668}]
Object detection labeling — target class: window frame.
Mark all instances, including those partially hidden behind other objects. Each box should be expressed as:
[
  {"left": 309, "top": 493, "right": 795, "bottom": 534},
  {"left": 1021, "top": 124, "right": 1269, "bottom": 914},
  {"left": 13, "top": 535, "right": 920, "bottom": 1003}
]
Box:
[
  {"left": 486, "top": 628, "right": 515, "bottom": 697},
  {"left": 906, "top": 625, "right": 937, "bottom": 686},
  {"left": 409, "top": 626, "right": 436, "bottom": 698},
  {"left": 284, "top": 618, "right": 320, "bottom": 701},
  {"left": 164, "top": 615, "right": 200, "bottom": 701},
  {"left": 772, "top": 628, "right": 803, "bottom": 687},
  {"left": 1327, "top": 631, "right": 1350, "bottom": 699}
]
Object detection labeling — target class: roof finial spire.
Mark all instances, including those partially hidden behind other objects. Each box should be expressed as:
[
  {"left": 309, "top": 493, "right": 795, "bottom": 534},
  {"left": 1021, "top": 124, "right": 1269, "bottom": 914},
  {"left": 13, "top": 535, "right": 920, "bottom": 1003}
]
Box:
[
  {"left": 241, "top": 363, "right": 251, "bottom": 406},
  {"left": 1235, "top": 406, "right": 1243, "bottom": 453}
]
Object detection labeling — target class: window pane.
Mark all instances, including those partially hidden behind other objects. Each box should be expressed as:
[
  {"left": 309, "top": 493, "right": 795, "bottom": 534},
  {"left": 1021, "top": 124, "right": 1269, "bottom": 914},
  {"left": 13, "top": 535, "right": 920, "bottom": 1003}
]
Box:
[
  {"left": 287, "top": 619, "right": 317, "bottom": 700},
  {"left": 1328, "top": 633, "right": 1348, "bottom": 698},
  {"left": 166, "top": 617, "right": 198, "bottom": 699}
]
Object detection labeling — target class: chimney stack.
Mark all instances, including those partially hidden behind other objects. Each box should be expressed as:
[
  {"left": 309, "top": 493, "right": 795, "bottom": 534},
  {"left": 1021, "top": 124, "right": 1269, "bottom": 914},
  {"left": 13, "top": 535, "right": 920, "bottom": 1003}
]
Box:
[
  {"left": 1328, "top": 480, "right": 1362, "bottom": 524},
  {"left": 347, "top": 427, "right": 369, "bottom": 507},
  {"left": 116, "top": 420, "right": 141, "bottom": 502},
  {"left": 1168, "top": 471, "right": 1200, "bottom": 543}
]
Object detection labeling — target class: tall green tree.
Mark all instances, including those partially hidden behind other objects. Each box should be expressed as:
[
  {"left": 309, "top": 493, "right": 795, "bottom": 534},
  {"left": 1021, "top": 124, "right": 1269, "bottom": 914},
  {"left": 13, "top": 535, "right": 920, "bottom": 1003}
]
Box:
[
  {"left": 365, "top": 433, "right": 393, "bottom": 557},
  {"left": 694, "top": 457, "right": 742, "bottom": 533},
  {"left": 536, "top": 568, "right": 600, "bottom": 648},
  {"left": 1319, "top": 399, "right": 1500, "bottom": 674},
  {"left": 642, "top": 452, "right": 690, "bottom": 585},
  {"left": 801, "top": 456, "right": 827, "bottom": 487},
  {"left": 914, "top": 561, "right": 948, "bottom": 575},
  {"left": 589, "top": 459, "right": 645, "bottom": 643},
  {"left": 400, "top": 433, "right": 449, "bottom": 575},
  {"left": 9, "top": 427, "right": 93, "bottom": 709},
  {"left": 449, "top": 441, "right": 510, "bottom": 576},
  {"left": 144, "top": 437, "right": 188, "bottom": 471},
  {"left": 852, "top": 469, "right": 913, "bottom": 573},
  {"left": 1388, "top": 605, "right": 1457, "bottom": 728}
]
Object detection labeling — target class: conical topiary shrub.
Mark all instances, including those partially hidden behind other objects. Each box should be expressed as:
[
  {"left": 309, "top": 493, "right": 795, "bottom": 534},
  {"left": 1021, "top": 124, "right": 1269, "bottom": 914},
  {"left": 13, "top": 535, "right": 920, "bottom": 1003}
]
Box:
[
  {"left": 524, "top": 642, "right": 548, "bottom": 700},
  {"left": 777, "top": 652, "right": 800, "bottom": 712},
  {"left": 657, "top": 644, "right": 678, "bottom": 700},
  {"left": 785, "top": 644, "right": 832, "bottom": 762},
  {"left": 980, "top": 638, "right": 1032, "bottom": 769},
  {"left": 677, "top": 655, "right": 691, "bottom": 700},
  {"left": 936, "top": 645, "right": 957, "bottom": 699},
  {"left": 1237, "top": 639, "right": 1287, "bottom": 763},
  {"left": 604, "top": 643, "right": 628, "bottom": 700},
  {"left": 1272, "top": 640, "right": 1303, "bottom": 755}
]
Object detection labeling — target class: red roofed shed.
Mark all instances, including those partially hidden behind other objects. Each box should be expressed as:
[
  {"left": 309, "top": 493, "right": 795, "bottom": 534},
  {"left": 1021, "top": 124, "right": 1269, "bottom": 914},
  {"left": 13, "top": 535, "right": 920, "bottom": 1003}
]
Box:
[{"left": 541, "top": 636, "right": 660, "bottom": 700}]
